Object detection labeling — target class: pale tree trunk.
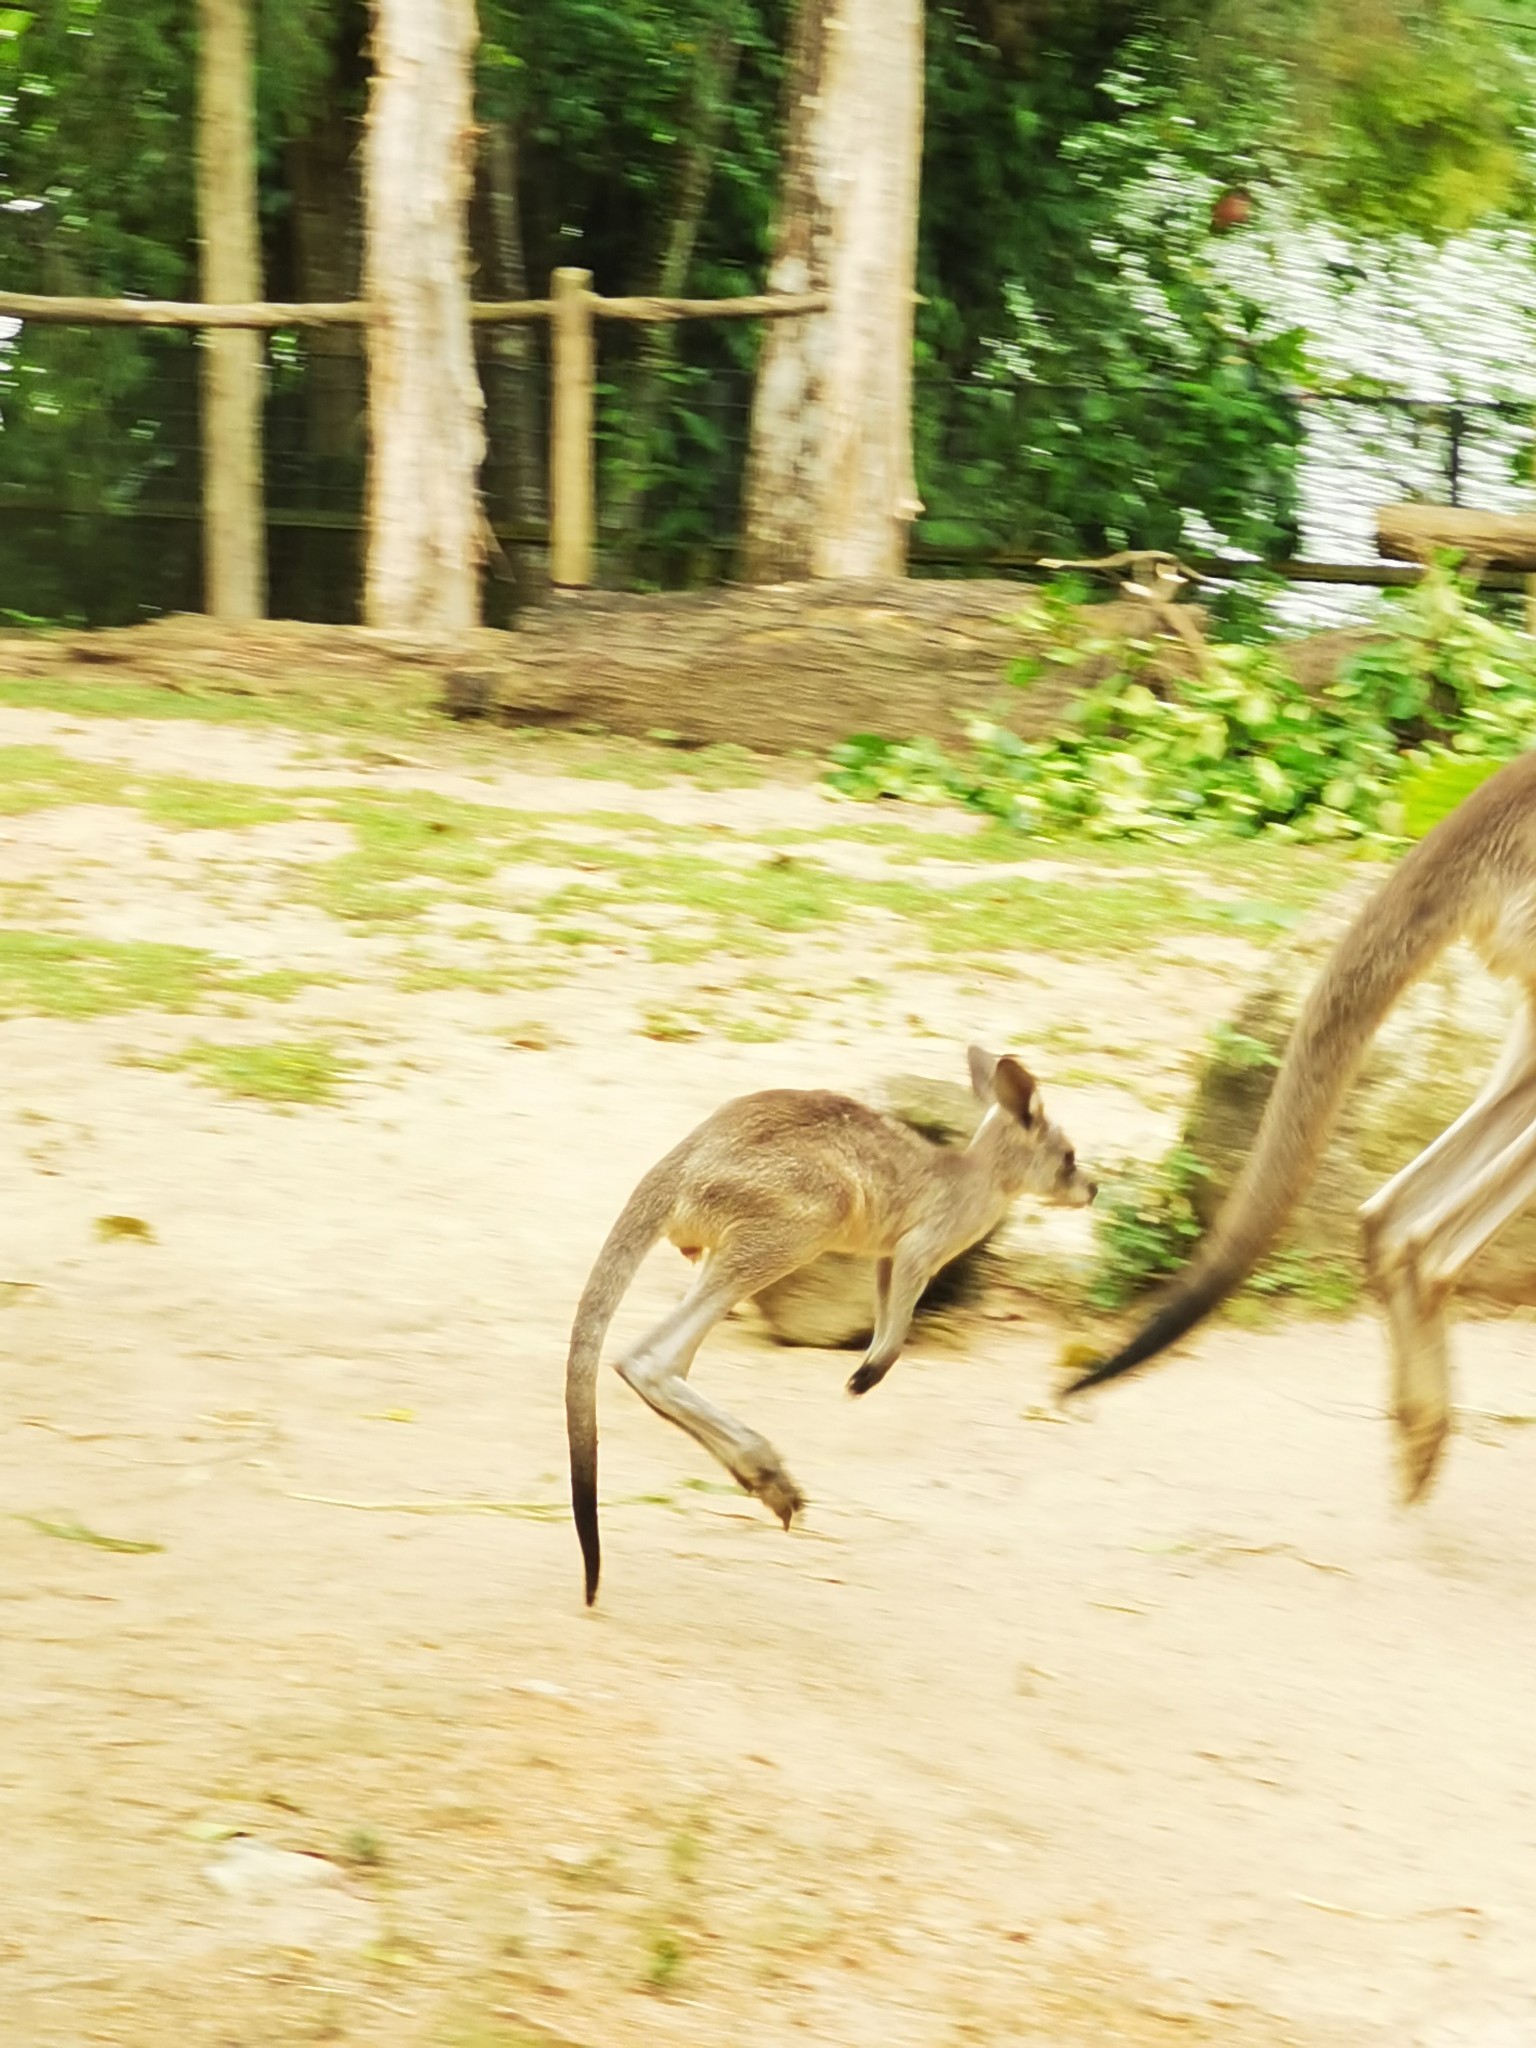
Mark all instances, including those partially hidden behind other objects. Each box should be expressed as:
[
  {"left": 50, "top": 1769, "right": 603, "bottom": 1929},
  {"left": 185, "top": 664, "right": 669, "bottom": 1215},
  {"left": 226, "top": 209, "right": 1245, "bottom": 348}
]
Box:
[
  {"left": 741, "top": 0, "right": 924, "bottom": 583},
  {"left": 197, "top": 0, "right": 267, "bottom": 620},
  {"left": 364, "top": 0, "right": 485, "bottom": 632}
]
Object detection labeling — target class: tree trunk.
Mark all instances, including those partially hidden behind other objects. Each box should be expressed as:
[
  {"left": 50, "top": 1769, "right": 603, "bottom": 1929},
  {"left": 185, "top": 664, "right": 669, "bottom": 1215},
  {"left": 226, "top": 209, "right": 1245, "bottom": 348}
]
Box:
[
  {"left": 1377, "top": 501, "right": 1536, "bottom": 571},
  {"left": 289, "top": 112, "right": 365, "bottom": 466},
  {"left": 197, "top": 0, "right": 267, "bottom": 621},
  {"left": 609, "top": 11, "right": 745, "bottom": 572},
  {"left": 740, "top": 0, "right": 925, "bottom": 584},
  {"left": 363, "top": 0, "right": 484, "bottom": 632}
]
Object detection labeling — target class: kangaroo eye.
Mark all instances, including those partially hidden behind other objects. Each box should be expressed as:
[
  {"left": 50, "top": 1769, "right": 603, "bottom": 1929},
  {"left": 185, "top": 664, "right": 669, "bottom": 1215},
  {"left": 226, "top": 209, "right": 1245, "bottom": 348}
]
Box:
[{"left": 1063, "top": 1150, "right": 1076, "bottom": 1173}]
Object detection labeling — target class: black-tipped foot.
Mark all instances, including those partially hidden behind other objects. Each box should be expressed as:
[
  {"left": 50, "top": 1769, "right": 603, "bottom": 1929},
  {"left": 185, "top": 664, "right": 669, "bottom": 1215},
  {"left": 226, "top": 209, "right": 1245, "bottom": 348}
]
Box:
[{"left": 846, "top": 1359, "right": 891, "bottom": 1398}]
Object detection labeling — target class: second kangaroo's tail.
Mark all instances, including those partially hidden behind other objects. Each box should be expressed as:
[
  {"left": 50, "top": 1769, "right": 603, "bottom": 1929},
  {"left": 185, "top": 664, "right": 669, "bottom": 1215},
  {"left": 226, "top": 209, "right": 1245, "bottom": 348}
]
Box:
[
  {"left": 1067, "top": 832, "right": 1475, "bottom": 1397},
  {"left": 566, "top": 1159, "right": 678, "bottom": 1606}
]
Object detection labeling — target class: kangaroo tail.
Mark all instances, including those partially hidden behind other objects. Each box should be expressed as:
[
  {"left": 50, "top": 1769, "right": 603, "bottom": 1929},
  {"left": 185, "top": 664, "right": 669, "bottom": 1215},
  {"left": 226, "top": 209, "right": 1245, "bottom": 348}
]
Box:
[
  {"left": 1067, "top": 834, "right": 1475, "bottom": 1397},
  {"left": 566, "top": 1161, "right": 677, "bottom": 1605}
]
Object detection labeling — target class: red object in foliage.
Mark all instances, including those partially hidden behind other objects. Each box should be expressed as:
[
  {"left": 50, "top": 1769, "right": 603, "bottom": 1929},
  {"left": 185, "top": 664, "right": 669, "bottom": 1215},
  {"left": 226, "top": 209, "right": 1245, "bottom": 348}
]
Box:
[{"left": 1210, "top": 188, "right": 1253, "bottom": 233}]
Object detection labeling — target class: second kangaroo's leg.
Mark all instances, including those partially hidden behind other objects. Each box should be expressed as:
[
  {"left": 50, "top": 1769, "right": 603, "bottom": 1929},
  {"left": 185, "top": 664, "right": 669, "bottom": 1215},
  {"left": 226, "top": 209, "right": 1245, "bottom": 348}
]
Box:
[
  {"left": 1361, "top": 1005, "right": 1536, "bottom": 1502},
  {"left": 615, "top": 1240, "right": 811, "bottom": 1528},
  {"left": 847, "top": 1238, "right": 938, "bottom": 1397}
]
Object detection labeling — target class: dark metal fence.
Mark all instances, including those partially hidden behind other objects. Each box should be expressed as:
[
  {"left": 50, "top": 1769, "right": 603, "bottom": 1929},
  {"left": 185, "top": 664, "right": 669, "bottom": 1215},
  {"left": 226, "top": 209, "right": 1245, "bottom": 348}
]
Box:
[{"left": 0, "top": 315, "right": 1530, "bottom": 628}]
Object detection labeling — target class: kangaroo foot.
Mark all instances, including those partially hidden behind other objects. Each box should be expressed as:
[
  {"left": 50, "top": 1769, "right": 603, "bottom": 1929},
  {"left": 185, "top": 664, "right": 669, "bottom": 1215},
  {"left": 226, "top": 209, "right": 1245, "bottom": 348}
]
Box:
[
  {"left": 846, "top": 1357, "right": 893, "bottom": 1398},
  {"left": 1396, "top": 1404, "right": 1449, "bottom": 1506},
  {"left": 732, "top": 1446, "right": 805, "bottom": 1529}
]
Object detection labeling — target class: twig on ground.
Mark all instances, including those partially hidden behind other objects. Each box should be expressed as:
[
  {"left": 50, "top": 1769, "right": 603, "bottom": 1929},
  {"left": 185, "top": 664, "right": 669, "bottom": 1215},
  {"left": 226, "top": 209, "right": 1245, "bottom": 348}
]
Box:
[{"left": 1295, "top": 1894, "right": 1483, "bottom": 1923}]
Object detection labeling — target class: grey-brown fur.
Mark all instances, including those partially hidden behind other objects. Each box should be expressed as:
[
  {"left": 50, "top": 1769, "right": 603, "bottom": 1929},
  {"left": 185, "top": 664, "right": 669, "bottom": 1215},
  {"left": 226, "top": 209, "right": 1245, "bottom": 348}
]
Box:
[
  {"left": 566, "top": 1046, "right": 1096, "bottom": 1604},
  {"left": 1067, "top": 749, "right": 1536, "bottom": 1502}
]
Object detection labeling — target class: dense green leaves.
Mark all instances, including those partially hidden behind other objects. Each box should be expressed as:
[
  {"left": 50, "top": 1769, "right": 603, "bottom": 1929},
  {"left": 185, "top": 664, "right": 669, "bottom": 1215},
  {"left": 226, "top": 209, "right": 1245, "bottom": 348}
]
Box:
[
  {"left": 0, "top": 1, "right": 1534, "bottom": 618},
  {"left": 826, "top": 564, "right": 1536, "bottom": 843}
]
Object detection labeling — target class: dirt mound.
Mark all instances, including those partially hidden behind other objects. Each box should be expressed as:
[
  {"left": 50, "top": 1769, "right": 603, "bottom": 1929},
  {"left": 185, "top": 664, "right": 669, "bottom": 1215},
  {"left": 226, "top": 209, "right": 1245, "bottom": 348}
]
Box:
[{"left": 0, "top": 587, "right": 1378, "bottom": 759}]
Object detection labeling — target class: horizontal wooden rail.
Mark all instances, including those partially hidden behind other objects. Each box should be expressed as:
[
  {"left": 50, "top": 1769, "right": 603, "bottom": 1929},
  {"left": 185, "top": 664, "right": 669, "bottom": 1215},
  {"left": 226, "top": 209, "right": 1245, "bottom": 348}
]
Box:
[
  {"left": 0, "top": 498, "right": 549, "bottom": 543},
  {"left": 0, "top": 289, "right": 825, "bottom": 330},
  {"left": 592, "top": 291, "right": 827, "bottom": 322},
  {"left": 907, "top": 546, "right": 1532, "bottom": 591},
  {"left": 0, "top": 293, "right": 372, "bottom": 328}
]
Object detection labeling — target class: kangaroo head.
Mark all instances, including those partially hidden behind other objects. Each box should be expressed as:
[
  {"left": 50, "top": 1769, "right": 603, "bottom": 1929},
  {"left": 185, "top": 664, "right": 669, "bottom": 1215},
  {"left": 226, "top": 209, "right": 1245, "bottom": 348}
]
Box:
[{"left": 966, "top": 1044, "right": 1097, "bottom": 1208}]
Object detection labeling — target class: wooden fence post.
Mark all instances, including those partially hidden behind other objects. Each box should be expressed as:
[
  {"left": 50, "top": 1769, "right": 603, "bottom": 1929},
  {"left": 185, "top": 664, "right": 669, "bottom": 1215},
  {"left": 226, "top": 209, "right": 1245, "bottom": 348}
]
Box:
[
  {"left": 196, "top": 0, "right": 267, "bottom": 621},
  {"left": 550, "top": 267, "right": 595, "bottom": 588}
]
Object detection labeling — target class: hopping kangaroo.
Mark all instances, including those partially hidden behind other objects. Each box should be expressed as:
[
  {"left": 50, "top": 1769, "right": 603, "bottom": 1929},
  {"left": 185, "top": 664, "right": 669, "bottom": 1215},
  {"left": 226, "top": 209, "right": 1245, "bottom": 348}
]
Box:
[
  {"left": 566, "top": 1046, "right": 1096, "bottom": 1604},
  {"left": 1066, "top": 749, "right": 1536, "bottom": 1503}
]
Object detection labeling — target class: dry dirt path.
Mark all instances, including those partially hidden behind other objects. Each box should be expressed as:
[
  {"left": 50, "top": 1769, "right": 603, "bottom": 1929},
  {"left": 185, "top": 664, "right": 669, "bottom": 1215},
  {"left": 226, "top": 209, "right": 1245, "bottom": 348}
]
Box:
[{"left": 3, "top": 701, "right": 1535, "bottom": 2048}]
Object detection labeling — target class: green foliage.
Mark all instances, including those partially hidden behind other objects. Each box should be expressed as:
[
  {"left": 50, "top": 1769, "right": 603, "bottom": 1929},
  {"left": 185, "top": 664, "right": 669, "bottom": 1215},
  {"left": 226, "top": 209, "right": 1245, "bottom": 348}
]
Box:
[
  {"left": 1395, "top": 753, "right": 1507, "bottom": 837},
  {"left": 2, "top": 1, "right": 1535, "bottom": 617},
  {"left": 1086, "top": 1120, "right": 1359, "bottom": 1317},
  {"left": 917, "top": 18, "right": 1310, "bottom": 560},
  {"left": 828, "top": 563, "right": 1536, "bottom": 843},
  {"left": 0, "top": 0, "right": 340, "bottom": 622},
  {"left": 1086, "top": 1145, "right": 1207, "bottom": 1310},
  {"left": 1293, "top": 1, "right": 1533, "bottom": 237}
]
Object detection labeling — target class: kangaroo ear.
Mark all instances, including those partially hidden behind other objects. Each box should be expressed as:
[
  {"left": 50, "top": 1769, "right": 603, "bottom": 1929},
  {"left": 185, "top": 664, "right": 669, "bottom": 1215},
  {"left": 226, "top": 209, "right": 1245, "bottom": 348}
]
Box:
[
  {"left": 966, "top": 1044, "right": 998, "bottom": 1103},
  {"left": 992, "top": 1055, "right": 1039, "bottom": 1127}
]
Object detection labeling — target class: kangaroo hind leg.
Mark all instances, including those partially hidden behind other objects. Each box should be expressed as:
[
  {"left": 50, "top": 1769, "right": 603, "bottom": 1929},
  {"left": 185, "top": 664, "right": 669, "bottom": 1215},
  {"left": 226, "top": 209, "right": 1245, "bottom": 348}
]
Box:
[
  {"left": 615, "top": 1233, "right": 813, "bottom": 1529},
  {"left": 847, "top": 1237, "right": 937, "bottom": 1397},
  {"left": 1361, "top": 1002, "right": 1536, "bottom": 1502}
]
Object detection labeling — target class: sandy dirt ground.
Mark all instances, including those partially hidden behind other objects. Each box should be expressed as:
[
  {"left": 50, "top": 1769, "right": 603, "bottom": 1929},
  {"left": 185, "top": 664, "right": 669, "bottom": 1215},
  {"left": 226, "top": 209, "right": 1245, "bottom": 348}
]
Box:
[{"left": 4, "top": 699, "right": 1536, "bottom": 2048}]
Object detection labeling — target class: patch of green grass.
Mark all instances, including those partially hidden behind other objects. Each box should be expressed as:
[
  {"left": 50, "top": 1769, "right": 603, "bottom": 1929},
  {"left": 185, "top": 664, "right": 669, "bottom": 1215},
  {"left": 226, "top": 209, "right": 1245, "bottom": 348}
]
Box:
[
  {"left": 290, "top": 783, "right": 1356, "bottom": 970},
  {"left": 532, "top": 833, "right": 1353, "bottom": 967},
  {"left": 0, "top": 743, "right": 307, "bottom": 839},
  {"left": 505, "top": 1018, "right": 567, "bottom": 1051},
  {"left": 167, "top": 1036, "right": 359, "bottom": 1106},
  {"left": 0, "top": 929, "right": 227, "bottom": 1017},
  {"left": 222, "top": 967, "right": 324, "bottom": 1002},
  {"left": 338, "top": 1826, "right": 386, "bottom": 1869},
  {"left": 646, "top": 931, "right": 719, "bottom": 965},
  {"left": 643, "top": 1927, "right": 687, "bottom": 1992},
  {"left": 139, "top": 777, "right": 298, "bottom": 832},
  {"left": 664, "top": 740, "right": 767, "bottom": 789},
  {"left": 304, "top": 790, "right": 572, "bottom": 928},
  {"left": 915, "top": 870, "right": 1280, "bottom": 961},
  {"left": 0, "top": 929, "right": 322, "bottom": 1020},
  {"left": 639, "top": 1003, "right": 706, "bottom": 1042},
  {"left": 0, "top": 668, "right": 446, "bottom": 741},
  {"left": 723, "top": 988, "right": 806, "bottom": 1042},
  {"left": 0, "top": 724, "right": 1356, "bottom": 985},
  {"left": 0, "top": 743, "right": 131, "bottom": 814},
  {"left": 394, "top": 949, "right": 564, "bottom": 995},
  {"left": 538, "top": 921, "right": 607, "bottom": 949}
]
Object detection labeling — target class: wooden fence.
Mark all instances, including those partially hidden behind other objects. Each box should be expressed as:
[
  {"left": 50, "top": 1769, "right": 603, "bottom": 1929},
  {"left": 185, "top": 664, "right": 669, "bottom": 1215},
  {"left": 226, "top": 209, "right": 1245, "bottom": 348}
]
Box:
[
  {"left": 4, "top": 273, "right": 1529, "bottom": 616},
  {"left": 0, "top": 267, "right": 826, "bottom": 615}
]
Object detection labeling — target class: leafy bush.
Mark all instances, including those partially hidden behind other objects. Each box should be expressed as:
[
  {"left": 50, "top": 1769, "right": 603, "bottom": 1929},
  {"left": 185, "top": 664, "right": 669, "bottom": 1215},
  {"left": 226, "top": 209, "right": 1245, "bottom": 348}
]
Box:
[
  {"left": 1085, "top": 1145, "right": 1208, "bottom": 1311},
  {"left": 826, "top": 562, "right": 1536, "bottom": 843}
]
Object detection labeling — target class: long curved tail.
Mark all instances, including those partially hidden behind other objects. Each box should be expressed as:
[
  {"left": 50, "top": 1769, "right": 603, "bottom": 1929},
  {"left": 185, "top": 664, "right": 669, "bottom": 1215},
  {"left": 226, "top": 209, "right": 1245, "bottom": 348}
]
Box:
[
  {"left": 566, "top": 1162, "right": 677, "bottom": 1605},
  {"left": 1067, "top": 839, "right": 1473, "bottom": 1398}
]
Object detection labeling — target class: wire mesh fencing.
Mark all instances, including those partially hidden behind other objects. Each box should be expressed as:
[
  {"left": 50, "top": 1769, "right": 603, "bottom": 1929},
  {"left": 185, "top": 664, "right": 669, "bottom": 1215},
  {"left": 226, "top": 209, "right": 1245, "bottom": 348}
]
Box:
[{"left": 0, "top": 314, "right": 1531, "bottom": 629}]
